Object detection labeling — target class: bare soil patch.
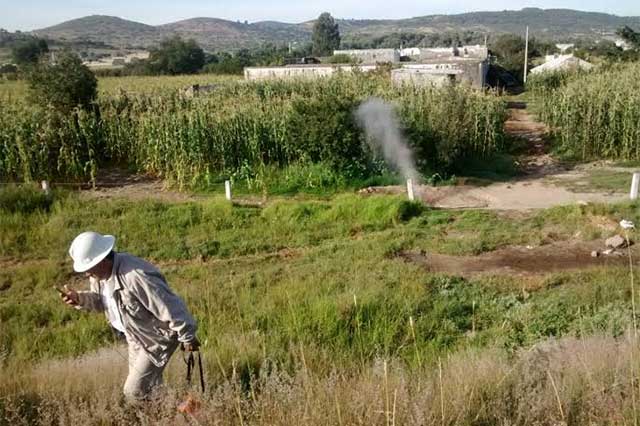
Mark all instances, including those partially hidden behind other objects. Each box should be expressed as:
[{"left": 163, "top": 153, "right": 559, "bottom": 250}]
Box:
[
  {"left": 398, "top": 241, "right": 631, "bottom": 277},
  {"left": 78, "top": 168, "right": 193, "bottom": 202},
  {"left": 361, "top": 182, "right": 628, "bottom": 210}
]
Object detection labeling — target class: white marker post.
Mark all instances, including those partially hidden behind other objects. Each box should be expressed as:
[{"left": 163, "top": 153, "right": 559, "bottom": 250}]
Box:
[
  {"left": 406, "top": 179, "right": 415, "bottom": 201},
  {"left": 41, "top": 180, "right": 51, "bottom": 196},
  {"left": 225, "top": 180, "right": 232, "bottom": 201},
  {"left": 630, "top": 172, "right": 640, "bottom": 200}
]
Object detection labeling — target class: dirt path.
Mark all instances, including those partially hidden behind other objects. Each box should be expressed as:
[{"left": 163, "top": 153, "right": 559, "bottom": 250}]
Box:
[
  {"left": 363, "top": 104, "right": 632, "bottom": 210},
  {"left": 78, "top": 168, "right": 193, "bottom": 203},
  {"left": 399, "top": 240, "right": 631, "bottom": 278}
]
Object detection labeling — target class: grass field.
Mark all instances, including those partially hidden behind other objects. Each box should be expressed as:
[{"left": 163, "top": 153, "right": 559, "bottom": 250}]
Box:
[{"left": 2, "top": 186, "right": 640, "bottom": 424}]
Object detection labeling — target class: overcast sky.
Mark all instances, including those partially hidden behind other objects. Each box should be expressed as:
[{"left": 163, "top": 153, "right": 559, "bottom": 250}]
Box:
[{"left": 1, "top": 0, "right": 638, "bottom": 31}]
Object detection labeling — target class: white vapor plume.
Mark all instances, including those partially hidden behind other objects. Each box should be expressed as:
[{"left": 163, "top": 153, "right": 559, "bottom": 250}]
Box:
[{"left": 355, "top": 97, "right": 419, "bottom": 182}]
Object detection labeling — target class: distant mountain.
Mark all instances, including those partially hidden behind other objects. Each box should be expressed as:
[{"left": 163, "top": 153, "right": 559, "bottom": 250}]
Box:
[
  {"left": 336, "top": 8, "right": 640, "bottom": 40},
  {"left": 33, "top": 15, "right": 160, "bottom": 48},
  {"left": 31, "top": 9, "right": 640, "bottom": 51},
  {"left": 158, "top": 17, "right": 309, "bottom": 48}
]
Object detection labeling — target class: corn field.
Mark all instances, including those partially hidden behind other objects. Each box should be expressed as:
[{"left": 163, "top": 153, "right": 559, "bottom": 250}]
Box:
[
  {"left": 533, "top": 63, "right": 640, "bottom": 160},
  {"left": 0, "top": 74, "right": 507, "bottom": 188}
]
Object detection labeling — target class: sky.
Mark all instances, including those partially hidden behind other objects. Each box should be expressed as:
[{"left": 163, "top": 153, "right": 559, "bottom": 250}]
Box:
[{"left": 0, "top": 0, "right": 638, "bottom": 31}]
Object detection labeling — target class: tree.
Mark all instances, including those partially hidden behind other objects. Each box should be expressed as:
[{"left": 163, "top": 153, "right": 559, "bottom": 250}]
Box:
[
  {"left": 489, "top": 34, "right": 555, "bottom": 83},
  {"left": 11, "top": 37, "right": 48, "bottom": 66},
  {"left": 312, "top": 12, "right": 340, "bottom": 56},
  {"left": 147, "top": 36, "right": 205, "bottom": 75},
  {"left": 27, "top": 50, "right": 97, "bottom": 113},
  {"left": 617, "top": 26, "right": 640, "bottom": 49}
]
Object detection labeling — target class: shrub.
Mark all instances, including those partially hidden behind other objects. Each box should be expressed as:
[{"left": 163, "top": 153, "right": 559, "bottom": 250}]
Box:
[{"left": 27, "top": 50, "right": 97, "bottom": 113}]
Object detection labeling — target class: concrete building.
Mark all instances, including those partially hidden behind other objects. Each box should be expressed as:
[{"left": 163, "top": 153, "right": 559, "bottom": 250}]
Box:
[
  {"left": 245, "top": 45, "right": 489, "bottom": 88},
  {"left": 392, "top": 59, "right": 489, "bottom": 89},
  {"left": 530, "top": 54, "right": 593, "bottom": 74},
  {"left": 244, "top": 64, "right": 378, "bottom": 81},
  {"left": 83, "top": 51, "right": 150, "bottom": 69},
  {"left": 392, "top": 45, "right": 490, "bottom": 89},
  {"left": 418, "top": 45, "right": 488, "bottom": 61},
  {"left": 333, "top": 49, "right": 400, "bottom": 64},
  {"left": 400, "top": 47, "right": 421, "bottom": 58}
]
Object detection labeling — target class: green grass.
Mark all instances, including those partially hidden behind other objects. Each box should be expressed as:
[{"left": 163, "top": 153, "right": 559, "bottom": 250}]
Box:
[
  {"left": 547, "top": 169, "right": 633, "bottom": 194},
  {"left": 4, "top": 187, "right": 640, "bottom": 424},
  {"left": 2, "top": 186, "right": 640, "bottom": 371}
]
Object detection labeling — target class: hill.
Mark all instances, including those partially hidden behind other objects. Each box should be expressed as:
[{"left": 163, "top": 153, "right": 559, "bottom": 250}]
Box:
[
  {"left": 31, "top": 8, "right": 640, "bottom": 51},
  {"left": 158, "top": 17, "right": 309, "bottom": 48},
  {"left": 32, "top": 15, "right": 160, "bottom": 48}
]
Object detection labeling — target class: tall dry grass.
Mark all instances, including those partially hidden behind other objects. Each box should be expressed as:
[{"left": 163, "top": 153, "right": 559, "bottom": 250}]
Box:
[{"left": 2, "top": 334, "right": 639, "bottom": 425}]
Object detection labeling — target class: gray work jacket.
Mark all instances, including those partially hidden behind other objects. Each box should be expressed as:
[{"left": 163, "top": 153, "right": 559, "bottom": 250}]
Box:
[{"left": 77, "top": 252, "right": 197, "bottom": 367}]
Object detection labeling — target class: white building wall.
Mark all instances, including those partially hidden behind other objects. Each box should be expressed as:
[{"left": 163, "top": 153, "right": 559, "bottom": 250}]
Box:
[
  {"left": 244, "top": 65, "right": 378, "bottom": 81},
  {"left": 333, "top": 49, "right": 400, "bottom": 64}
]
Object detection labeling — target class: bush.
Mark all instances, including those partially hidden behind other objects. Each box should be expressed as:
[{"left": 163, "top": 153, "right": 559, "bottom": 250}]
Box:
[
  {"left": 147, "top": 36, "right": 205, "bottom": 75},
  {"left": 11, "top": 37, "right": 48, "bottom": 67},
  {"left": 27, "top": 50, "right": 97, "bottom": 113},
  {"left": 326, "top": 54, "right": 358, "bottom": 64},
  {"left": 0, "top": 185, "right": 54, "bottom": 214}
]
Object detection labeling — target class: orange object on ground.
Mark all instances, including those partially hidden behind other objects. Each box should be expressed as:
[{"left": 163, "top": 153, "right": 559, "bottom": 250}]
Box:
[{"left": 178, "top": 394, "right": 201, "bottom": 415}]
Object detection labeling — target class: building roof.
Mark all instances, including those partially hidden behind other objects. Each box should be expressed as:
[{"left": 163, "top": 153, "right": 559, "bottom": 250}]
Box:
[{"left": 530, "top": 55, "right": 593, "bottom": 74}]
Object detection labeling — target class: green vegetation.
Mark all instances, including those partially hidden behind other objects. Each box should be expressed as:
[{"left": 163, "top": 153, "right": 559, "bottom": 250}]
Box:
[
  {"left": 146, "top": 36, "right": 205, "bottom": 75},
  {"left": 326, "top": 53, "right": 358, "bottom": 64},
  {"left": 342, "top": 30, "right": 486, "bottom": 50},
  {"left": 546, "top": 169, "right": 632, "bottom": 194},
  {"left": 573, "top": 39, "right": 640, "bottom": 63},
  {"left": 10, "top": 37, "right": 48, "bottom": 67},
  {"left": 618, "top": 25, "right": 640, "bottom": 49},
  {"left": 489, "top": 34, "right": 557, "bottom": 83},
  {"left": 26, "top": 50, "right": 97, "bottom": 113},
  {"left": 312, "top": 12, "right": 341, "bottom": 56},
  {"left": 0, "top": 74, "right": 507, "bottom": 188},
  {"left": 533, "top": 62, "right": 640, "bottom": 161},
  {"left": 525, "top": 69, "right": 577, "bottom": 93},
  {"left": 2, "top": 187, "right": 640, "bottom": 424},
  {"left": 2, "top": 187, "right": 640, "bottom": 366}
]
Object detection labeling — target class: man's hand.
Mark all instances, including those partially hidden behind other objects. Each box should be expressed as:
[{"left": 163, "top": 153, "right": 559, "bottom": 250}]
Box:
[
  {"left": 59, "top": 285, "right": 79, "bottom": 307},
  {"left": 181, "top": 338, "right": 201, "bottom": 352}
]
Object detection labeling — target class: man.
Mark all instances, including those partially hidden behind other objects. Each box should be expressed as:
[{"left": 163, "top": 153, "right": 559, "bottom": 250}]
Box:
[{"left": 60, "top": 231, "right": 199, "bottom": 401}]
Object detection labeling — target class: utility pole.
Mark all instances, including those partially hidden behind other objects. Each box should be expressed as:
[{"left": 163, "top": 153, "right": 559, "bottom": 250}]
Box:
[{"left": 523, "top": 26, "right": 529, "bottom": 84}]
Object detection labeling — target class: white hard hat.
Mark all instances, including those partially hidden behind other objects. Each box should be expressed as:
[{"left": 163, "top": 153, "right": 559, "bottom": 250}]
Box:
[{"left": 69, "top": 231, "right": 116, "bottom": 272}]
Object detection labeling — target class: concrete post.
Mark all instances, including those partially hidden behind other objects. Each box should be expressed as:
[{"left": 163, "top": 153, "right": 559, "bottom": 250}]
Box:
[
  {"left": 225, "top": 180, "right": 232, "bottom": 201},
  {"left": 630, "top": 173, "right": 640, "bottom": 200},
  {"left": 41, "top": 180, "right": 51, "bottom": 195},
  {"left": 407, "top": 179, "right": 415, "bottom": 201}
]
